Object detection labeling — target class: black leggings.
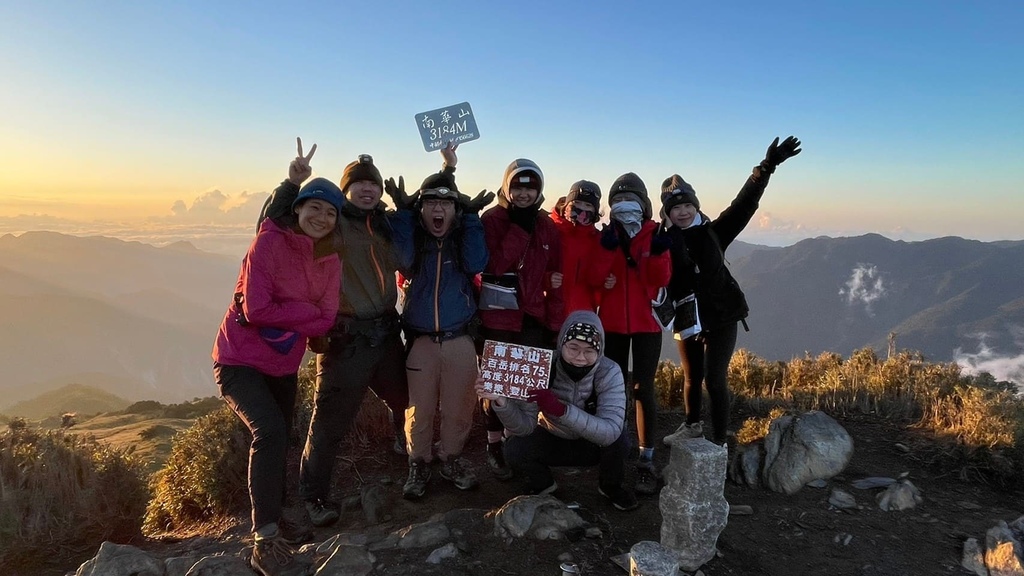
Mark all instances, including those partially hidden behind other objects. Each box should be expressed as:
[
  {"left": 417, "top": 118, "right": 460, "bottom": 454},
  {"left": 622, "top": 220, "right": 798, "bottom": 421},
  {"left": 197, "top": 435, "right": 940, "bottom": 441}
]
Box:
[
  {"left": 604, "top": 331, "right": 662, "bottom": 450},
  {"left": 677, "top": 321, "right": 737, "bottom": 444}
]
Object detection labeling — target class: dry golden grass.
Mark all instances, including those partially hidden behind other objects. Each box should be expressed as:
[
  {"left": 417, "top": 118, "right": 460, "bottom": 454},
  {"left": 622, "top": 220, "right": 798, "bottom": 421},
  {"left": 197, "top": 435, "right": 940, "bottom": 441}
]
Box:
[{"left": 657, "top": 346, "right": 1024, "bottom": 481}]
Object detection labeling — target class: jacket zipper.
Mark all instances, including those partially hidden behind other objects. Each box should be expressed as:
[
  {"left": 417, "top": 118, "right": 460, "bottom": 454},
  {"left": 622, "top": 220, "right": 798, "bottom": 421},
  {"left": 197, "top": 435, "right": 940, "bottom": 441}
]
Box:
[
  {"left": 366, "top": 214, "right": 387, "bottom": 294},
  {"left": 433, "top": 239, "right": 443, "bottom": 332}
]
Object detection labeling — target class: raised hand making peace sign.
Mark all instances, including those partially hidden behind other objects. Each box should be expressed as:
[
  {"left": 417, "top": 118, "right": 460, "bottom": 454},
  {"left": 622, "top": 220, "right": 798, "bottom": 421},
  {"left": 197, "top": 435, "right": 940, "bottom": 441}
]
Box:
[{"left": 288, "top": 137, "right": 318, "bottom": 186}]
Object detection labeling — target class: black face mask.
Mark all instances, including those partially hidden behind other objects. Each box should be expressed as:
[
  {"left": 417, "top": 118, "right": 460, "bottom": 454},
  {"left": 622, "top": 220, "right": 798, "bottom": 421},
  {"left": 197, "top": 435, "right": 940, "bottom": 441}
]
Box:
[{"left": 559, "top": 357, "right": 595, "bottom": 382}]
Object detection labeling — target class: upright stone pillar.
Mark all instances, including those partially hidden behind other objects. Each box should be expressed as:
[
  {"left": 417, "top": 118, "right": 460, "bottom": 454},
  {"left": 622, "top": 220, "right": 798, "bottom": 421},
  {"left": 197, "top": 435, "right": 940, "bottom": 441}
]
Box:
[{"left": 659, "top": 437, "right": 729, "bottom": 572}]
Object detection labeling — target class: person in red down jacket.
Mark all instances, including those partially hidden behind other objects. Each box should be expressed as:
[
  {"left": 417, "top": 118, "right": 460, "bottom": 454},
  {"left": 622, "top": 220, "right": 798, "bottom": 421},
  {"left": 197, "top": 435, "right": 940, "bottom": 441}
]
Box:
[
  {"left": 212, "top": 140, "right": 342, "bottom": 576},
  {"left": 597, "top": 172, "right": 672, "bottom": 498},
  {"left": 478, "top": 158, "right": 565, "bottom": 479},
  {"left": 550, "top": 180, "right": 614, "bottom": 315}
]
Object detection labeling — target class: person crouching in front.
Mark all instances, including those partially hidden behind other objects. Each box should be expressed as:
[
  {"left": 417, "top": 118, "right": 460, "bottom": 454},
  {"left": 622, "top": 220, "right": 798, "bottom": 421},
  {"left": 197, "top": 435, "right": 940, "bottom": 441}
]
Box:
[{"left": 475, "top": 310, "right": 638, "bottom": 511}]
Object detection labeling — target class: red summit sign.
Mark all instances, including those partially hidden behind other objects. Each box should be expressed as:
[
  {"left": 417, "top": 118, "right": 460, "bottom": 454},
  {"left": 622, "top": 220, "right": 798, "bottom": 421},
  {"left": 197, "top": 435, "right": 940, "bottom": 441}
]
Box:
[{"left": 479, "top": 340, "right": 554, "bottom": 400}]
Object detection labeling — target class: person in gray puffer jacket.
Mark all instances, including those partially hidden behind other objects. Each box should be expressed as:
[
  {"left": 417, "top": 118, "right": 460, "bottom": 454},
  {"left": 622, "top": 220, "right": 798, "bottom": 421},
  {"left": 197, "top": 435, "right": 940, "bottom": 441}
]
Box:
[{"left": 475, "top": 310, "right": 638, "bottom": 511}]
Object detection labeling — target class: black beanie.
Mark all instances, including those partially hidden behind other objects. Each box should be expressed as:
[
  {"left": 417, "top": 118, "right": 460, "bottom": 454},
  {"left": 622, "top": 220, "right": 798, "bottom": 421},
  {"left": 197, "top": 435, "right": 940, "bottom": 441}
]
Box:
[
  {"left": 660, "top": 174, "right": 700, "bottom": 211},
  {"left": 566, "top": 180, "right": 602, "bottom": 209},
  {"left": 608, "top": 172, "right": 652, "bottom": 220},
  {"left": 339, "top": 154, "right": 383, "bottom": 192}
]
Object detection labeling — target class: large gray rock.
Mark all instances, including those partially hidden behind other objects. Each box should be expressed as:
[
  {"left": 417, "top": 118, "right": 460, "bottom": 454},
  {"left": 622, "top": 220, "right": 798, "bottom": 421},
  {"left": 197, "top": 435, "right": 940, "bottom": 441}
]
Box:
[
  {"left": 961, "top": 538, "right": 989, "bottom": 576},
  {"left": 314, "top": 544, "right": 375, "bottom": 576},
  {"left": 395, "top": 515, "right": 451, "bottom": 549},
  {"left": 630, "top": 541, "right": 679, "bottom": 576},
  {"left": 660, "top": 437, "right": 729, "bottom": 572},
  {"left": 491, "top": 495, "right": 587, "bottom": 540},
  {"left": 761, "top": 411, "right": 854, "bottom": 495},
  {"left": 164, "top": 556, "right": 202, "bottom": 576},
  {"left": 76, "top": 542, "right": 165, "bottom": 576},
  {"left": 182, "top": 554, "right": 251, "bottom": 576},
  {"left": 425, "top": 542, "right": 460, "bottom": 564}
]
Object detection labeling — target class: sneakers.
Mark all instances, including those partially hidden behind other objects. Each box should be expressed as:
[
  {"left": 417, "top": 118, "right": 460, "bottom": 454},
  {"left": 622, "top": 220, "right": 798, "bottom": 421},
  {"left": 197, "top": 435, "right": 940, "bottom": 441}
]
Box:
[
  {"left": 486, "top": 441, "right": 513, "bottom": 481},
  {"left": 439, "top": 456, "right": 479, "bottom": 491},
  {"left": 635, "top": 461, "right": 660, "bottom": 496},
  {"left": 277, "top": 517, "right": 313, "bottom": 545},
  {"left": 599, "top": 484, "right": 639, "bottom": 511},
  {"left": 664, "top": 421, "right": 704, "bottom": 446},
  {"left": 251, "top": 536, "right": 310, "bottom": 576},
  {"left": 403, "top": 459, "right": 432, "bottom": 500},
  {"left": 303, "top": 498, "right": 339, "bottom": 528}
]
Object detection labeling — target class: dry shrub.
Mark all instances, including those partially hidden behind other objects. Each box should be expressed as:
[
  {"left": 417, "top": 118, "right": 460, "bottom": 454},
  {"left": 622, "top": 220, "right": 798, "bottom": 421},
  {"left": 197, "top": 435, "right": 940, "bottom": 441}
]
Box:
[
  {"left": 143, "top": 361, "right": 397, "bottom": 536},
  {"left": 0, "top": 419, "right": 149, "bottom": 569},
  {"left": 716, "top": 347, "right": 1024, "bottom": 482},
  {"left": 735, "top": 407, "right": 789, "bottom": 445}
]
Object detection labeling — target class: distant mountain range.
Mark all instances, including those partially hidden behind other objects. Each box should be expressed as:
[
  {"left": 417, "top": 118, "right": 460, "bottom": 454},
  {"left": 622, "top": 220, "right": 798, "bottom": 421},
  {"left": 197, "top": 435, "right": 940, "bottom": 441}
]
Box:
[
  {"left": 0, "top": 232, "right": 239, "bottom": 408},
  {"left": 722, "top": 234, "right": 1024, "bottom": 364},
  {"left": 1, "top": 231, "right": 1021, "bottom": 409}
]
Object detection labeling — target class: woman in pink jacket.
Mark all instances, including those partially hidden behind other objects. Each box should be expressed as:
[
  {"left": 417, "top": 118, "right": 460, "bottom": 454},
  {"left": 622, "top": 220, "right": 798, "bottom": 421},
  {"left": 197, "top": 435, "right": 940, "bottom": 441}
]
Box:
[{"left": 211, "top": 141, "right": 342, "bottom": 576}]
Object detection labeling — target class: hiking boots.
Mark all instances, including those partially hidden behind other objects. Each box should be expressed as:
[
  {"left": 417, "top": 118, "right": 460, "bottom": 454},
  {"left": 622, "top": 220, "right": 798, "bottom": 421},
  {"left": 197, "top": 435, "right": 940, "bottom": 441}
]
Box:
[
  {"left": 486, "top": 441, "right": 513, "bottom": 481},
  {"left": 393, "top": 436, "right": 407, "bottom": 456},
  {"left": 439, "top": 456, "right": 479, "bottom": 491},
  {"left": 250, "top": 535, "right": 310, "bottom": 576},
  {"left": 598, "top": 484, "right": 639, "bottom": 511},
  {"left": 664, "top": 421, "right": 704, "bottom": 445},
  {"left": 303, "top": 498, "right": 339, "bottom": 528},
  {"left": 635, "top": 461, "right": 660, "bottom": 496},
  {"left": 403, "top": 459, "right": 432, "bottom": 500}
]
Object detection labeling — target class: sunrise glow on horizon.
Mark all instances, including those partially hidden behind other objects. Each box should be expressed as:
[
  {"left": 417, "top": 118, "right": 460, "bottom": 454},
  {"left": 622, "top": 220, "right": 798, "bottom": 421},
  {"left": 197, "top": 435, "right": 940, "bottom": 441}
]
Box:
[{"left": 2, "top": 1, "right": 1022, "bottom": 256}]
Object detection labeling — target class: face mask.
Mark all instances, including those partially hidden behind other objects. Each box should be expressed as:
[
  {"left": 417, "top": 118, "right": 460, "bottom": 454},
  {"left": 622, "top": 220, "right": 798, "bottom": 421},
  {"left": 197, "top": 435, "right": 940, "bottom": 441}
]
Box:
[
  {"left": 610, "top": 201, "right": 643, "bottom": 238},
  {"left": 559, "top": 357, "right": 595, "bottom": 382},
  {"left": 571, "top": 205, "right": 596, "bottom": 226}
]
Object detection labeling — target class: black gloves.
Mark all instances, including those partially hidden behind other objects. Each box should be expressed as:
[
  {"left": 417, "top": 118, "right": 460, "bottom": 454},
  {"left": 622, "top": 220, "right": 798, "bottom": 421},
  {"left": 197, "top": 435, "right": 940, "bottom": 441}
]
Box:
[
  {"left": 461, "top": 189, "right": 496, "bottom": 214},
  {"left": 600, "top": 224, "right": 620, "bottom": 251},
  {"left": 759, "top": 136, "right": 802, "bottom": 174},
  {"left": 650, "top": 226, "right": 672, "bottom": 255},
  {"left": 384, "top": 176, "right": 418, "bottom": 210},
  {"left": 508, "top": 204, "right": 540, "bottom": 234}
]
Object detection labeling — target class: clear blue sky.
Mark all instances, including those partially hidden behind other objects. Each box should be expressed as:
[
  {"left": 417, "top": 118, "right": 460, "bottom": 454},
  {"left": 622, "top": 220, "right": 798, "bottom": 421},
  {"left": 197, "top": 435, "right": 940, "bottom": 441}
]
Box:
[{"left": 1, "top": 0, "right": 1022, "bottom": 247}]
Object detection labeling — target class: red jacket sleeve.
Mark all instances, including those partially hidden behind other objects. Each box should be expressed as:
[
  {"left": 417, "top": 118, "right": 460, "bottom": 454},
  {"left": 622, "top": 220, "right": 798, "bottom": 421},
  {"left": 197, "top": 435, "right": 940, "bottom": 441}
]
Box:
[
  {"left": 643, "top": 249, "right": 673, "bottom": 293},
  {"left": 300, "top": 258, "right": 340, "bottom": 337},
  {"left": 543, "top": 225, "right": 566, "bottom": 332}
]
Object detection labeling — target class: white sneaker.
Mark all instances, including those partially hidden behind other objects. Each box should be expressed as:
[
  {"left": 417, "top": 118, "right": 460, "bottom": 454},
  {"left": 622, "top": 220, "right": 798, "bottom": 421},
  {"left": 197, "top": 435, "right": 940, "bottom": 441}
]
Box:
[{"left": 663, "top": 421, "right": 703, "bottom": 445}]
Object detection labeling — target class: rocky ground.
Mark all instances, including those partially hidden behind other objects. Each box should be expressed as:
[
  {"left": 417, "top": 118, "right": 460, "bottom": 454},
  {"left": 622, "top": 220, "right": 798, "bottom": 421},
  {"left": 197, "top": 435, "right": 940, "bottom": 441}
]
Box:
[{"left": 52, "top": 408, "right": 1024, "bottom": 576}]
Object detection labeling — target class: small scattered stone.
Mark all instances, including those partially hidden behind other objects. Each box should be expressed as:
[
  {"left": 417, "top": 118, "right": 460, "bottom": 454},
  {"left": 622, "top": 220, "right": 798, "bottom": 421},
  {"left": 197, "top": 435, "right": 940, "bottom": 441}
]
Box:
[
  {"left": 425, "top": 542, "right": 459, "bottom": 565},
  {"left": 957, "top": 501, "right": 983, "bottom": 510},
  {"left": 729, "top": 505, "right": 754, "bottom": 516},
  {"left": 851, "top": 477, "right": 896, "bottom": 490},
  {"left": 558, "top": 552, "right": 575, "bottom": 562},
  {"left": 894, "top": 443, "right": 910, "bottom": 453},
  {"left": 828, "top": 488, "right": 858, "bottom": 510},
  {"left": 806, "top": 479, "right": 828, "bottom": 489},
  {"left": 585, "top": 526, "right": 603, "bottom": 538}
]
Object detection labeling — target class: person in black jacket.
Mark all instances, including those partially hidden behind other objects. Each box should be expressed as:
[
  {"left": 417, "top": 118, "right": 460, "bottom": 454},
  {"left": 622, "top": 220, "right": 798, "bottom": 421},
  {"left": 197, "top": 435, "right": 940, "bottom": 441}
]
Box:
[{"left": 660, "top": 136, "right": 801, "bottom": 446}]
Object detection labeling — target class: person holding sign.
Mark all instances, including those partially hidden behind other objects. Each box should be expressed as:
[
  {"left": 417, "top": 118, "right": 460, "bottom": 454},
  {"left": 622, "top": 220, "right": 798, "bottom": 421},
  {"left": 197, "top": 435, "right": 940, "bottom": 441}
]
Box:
[
  {"left": 214, "top": 147, "right": 343, "bottom": 574},
  {"left": 475, "top": 310, "right": 637, "bottom": 511},
  {"left": 661, "top": 136, "right": 802, "bottom": 448},
  {"left": 598, "top": 173, "right": 673, "bottom": 496},
  {"left": 478, "top": 158, "right": 565, "bottom": 479},
  {"left": 259, "top": 140, "right": 410, "bottom": 528},
  {"left": 550, "top": 180, "right": 612, "bottom": 313},
  {"left": 386, "top": 143, "right": 494, "bottom": 499}
]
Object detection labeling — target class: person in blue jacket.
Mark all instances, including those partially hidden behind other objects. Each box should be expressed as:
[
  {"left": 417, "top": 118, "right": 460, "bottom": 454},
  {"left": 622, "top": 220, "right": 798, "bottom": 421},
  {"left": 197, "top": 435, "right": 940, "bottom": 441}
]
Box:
[{"left": 386, "top": 144, "right": 495, "bottom": 499}]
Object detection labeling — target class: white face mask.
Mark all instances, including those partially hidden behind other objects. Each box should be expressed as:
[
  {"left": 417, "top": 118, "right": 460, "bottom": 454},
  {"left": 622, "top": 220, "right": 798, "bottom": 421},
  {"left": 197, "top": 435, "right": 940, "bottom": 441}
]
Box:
[{"left": 610, "top": 201, "right": 643, "bottom": 238}]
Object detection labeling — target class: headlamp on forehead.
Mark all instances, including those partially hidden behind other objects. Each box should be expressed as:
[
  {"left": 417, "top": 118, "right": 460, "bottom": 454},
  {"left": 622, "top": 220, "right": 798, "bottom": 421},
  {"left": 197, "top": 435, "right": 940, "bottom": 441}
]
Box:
[
  {"left": 357, "top": 154, "right": 373, "bottom": 164},
  {"left": 421, "top": 187, "right": 455, "bottom": 198}
]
